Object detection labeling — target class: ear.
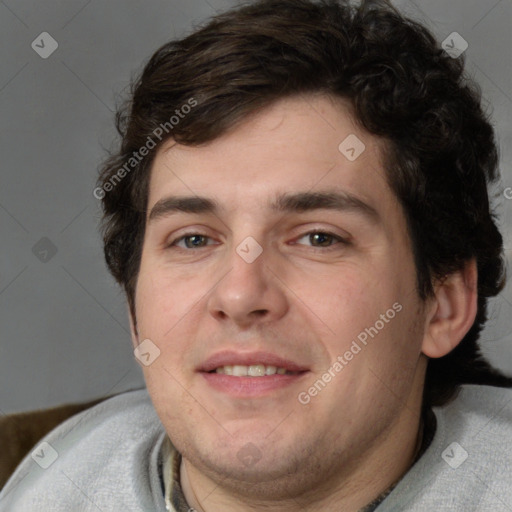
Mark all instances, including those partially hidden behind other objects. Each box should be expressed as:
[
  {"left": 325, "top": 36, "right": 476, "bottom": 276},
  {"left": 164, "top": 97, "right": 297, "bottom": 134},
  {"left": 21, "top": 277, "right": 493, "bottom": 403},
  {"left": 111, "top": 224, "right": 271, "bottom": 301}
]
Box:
[{"left": 422, "top": 259, "right": 478, "bottom": 358}]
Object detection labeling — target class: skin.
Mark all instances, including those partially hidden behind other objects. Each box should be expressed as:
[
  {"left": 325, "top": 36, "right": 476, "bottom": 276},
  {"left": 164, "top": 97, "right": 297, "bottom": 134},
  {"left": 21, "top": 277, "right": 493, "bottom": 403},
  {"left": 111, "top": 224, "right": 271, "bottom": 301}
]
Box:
[{"left": 130, "top": 94, "right": 477, "bottom": 511}]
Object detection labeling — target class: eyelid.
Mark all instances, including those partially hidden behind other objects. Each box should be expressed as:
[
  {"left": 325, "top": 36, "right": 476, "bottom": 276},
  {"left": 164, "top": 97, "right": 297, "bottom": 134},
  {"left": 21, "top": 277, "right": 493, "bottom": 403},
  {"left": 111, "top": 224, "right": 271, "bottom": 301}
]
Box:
[
  {"left": 293, "top": 229, "right": 350, "bottom": 248},
  {"left": 164, "top": 214, "right": 354, "bottom": 246},
  {"left": 167, "top": 231, "right": 218, "bottom": 249},
  {"left": 166, "top": 228, "right": 349, "bottom": 251}
]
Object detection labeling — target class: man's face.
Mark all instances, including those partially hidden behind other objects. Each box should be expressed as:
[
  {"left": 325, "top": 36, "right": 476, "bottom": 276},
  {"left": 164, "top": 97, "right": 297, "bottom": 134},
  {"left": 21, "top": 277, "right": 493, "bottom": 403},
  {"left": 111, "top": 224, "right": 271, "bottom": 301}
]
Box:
[{"left": 133, "top": 95, "right": 429, "bottom": 496}]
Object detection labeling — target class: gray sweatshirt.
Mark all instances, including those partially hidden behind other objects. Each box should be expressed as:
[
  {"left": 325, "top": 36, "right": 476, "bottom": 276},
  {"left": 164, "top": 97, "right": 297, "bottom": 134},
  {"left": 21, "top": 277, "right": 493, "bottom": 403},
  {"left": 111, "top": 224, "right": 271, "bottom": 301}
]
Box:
[{"left": 1, "top": 384, "right": 511, "bottom": 511}]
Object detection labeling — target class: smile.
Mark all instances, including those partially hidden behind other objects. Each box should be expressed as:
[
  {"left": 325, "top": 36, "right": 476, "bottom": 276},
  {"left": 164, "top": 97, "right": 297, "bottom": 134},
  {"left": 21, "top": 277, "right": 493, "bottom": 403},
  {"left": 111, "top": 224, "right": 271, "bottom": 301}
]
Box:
[{"left": 211, "top": 364, "right": 300, "bottom": 376}]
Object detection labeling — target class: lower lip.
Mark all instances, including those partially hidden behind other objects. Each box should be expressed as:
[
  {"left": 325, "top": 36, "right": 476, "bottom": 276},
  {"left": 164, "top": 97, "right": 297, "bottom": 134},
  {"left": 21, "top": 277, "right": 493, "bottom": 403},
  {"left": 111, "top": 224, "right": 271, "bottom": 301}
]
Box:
[{"left": 200, "top": 372, "right": 309, "bottom": 397}]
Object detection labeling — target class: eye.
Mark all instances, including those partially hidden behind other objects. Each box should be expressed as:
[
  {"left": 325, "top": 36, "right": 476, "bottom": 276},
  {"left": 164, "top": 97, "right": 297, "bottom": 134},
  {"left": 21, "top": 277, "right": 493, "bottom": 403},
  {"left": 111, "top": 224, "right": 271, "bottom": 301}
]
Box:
[
  {"left": 170, "top": 233, "right": 216, "bottom": 249},
  {"left": 295, "top": 231, "right": 347, "bottom": 248}
]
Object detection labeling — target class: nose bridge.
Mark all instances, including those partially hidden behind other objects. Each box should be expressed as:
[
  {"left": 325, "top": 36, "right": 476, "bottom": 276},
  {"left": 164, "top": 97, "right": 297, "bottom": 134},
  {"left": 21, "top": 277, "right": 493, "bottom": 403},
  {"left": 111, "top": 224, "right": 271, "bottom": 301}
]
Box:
[
  {"left": 223, "top": 212, "right": 268, "bottom": 283},
  {"left": 221, "top": 236, "right": 268, "bottom": 303},
  {"left": 207, "top": 236, "right": 288, "bottom": 325}
]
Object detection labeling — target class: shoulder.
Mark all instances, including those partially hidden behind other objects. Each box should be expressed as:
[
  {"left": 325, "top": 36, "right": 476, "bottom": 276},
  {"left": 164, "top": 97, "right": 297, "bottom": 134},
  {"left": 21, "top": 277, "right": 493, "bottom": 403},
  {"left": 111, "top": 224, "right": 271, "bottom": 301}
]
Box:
[
  {"left": 439, "top": 383, "right": 512, "bottom": 446},
  {"left": 0, "top": 388, "right": 168, "bottom": 512},
  {"left": 445, "top": 383, "right": 512, "bottom": 418},
  {"left": 378, "top": 384, "right": 512, "bottom": 511},
  {"left": 436, "top": 384, "right": 512, "bottom": 460}
]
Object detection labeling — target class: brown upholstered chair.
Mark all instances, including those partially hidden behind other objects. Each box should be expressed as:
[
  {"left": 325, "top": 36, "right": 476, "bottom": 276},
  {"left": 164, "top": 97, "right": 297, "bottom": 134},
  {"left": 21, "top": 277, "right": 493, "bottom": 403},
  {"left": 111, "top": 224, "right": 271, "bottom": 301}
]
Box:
[{"left": 0, "top": 394, "right": 118, "bottom": 490}]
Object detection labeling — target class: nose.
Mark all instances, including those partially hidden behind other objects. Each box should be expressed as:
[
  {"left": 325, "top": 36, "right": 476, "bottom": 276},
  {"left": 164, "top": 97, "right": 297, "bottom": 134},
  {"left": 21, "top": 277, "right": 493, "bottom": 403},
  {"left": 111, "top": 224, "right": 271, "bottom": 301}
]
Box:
[{"left": 206, "top": 242, "right": 289, "bottom": 329}]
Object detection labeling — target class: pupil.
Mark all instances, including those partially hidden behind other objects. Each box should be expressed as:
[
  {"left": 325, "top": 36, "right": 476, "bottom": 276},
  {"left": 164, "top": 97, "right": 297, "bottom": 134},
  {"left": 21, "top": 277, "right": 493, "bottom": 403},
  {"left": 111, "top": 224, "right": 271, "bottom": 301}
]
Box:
[
  {"left": 186, "top": 235, "right": 205, "bottom": 248},
  {"left": 312, "top": 233, "right": 331, "bottom": 246}
]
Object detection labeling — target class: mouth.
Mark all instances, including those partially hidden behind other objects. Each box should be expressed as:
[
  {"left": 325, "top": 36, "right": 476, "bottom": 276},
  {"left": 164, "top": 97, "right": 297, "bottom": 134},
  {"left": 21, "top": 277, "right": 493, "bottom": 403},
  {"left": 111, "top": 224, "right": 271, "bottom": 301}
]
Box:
[
  {"left": 208, "top": 364, "right": 302, "bottom": 377},
  {"left": 198, "top": 351, "right": 310, "bottom": 397}
]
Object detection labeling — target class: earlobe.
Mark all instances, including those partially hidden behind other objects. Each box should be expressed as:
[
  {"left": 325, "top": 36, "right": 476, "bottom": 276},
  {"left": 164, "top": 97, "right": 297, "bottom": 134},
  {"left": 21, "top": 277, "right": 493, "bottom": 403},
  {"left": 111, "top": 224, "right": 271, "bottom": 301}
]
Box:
[{"left": 422, "top": 259, "right": 478, "bottom": 359}]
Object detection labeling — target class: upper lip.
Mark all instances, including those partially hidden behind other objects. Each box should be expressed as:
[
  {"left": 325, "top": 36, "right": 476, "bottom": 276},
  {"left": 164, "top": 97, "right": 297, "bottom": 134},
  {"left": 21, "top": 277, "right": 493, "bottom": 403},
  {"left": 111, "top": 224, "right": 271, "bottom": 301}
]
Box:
[{"left": 198, "top": 350, "right": 309, "bottom": 373}]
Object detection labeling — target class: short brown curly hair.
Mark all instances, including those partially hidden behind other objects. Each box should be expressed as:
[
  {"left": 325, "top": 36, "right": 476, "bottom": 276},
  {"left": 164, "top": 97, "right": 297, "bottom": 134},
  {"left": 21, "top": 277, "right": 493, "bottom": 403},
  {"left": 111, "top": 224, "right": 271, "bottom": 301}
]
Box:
[{"left": 97, "top": 0, "right": 512, "bottom": 408}]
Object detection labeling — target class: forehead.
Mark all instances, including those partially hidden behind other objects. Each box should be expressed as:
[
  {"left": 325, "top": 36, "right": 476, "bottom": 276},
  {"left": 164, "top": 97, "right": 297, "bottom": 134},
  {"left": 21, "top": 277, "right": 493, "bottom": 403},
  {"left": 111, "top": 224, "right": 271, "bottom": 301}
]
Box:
[{"left": 146, "top": 94, "right": 394, "bottom": 217}]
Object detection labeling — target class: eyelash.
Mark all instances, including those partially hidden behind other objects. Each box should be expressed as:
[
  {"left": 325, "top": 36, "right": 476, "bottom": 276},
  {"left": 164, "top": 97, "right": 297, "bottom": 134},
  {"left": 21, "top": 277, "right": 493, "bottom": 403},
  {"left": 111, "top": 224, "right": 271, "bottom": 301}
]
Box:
[
  {"left": 167, "top": 230, "right": 348, "bottom": 250},
  {"left": 294, "top": 230, "right": 349, "bottom": 249}
]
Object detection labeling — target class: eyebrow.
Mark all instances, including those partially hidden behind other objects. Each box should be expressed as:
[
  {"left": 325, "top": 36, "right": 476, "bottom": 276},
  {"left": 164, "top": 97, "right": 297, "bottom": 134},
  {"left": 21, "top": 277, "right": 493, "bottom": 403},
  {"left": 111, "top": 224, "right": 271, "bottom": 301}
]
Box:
[{"left": 148, "top": 191, "right": 379, "bottom": 223}]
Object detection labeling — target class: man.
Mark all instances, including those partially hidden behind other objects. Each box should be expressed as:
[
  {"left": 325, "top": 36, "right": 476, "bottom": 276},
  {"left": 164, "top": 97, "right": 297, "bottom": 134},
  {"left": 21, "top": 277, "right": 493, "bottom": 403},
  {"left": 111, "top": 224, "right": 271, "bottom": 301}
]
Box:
[{"left": 1, "top": 0, "right": 511, "bottom": 510}]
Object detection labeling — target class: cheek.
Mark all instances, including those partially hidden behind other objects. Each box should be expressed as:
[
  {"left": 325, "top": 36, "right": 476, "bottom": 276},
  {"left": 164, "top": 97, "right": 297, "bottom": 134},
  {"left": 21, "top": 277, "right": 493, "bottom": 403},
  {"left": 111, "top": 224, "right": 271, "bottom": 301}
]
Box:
[
  {"left": 133, "top": 285, "right": 186, "bottom": 383},
  {"left": 135, "top": 262, "right": 197, "bottom": 334},
  {"left": 317, "top": 271, "right": 419, "bottom": 368},
  {"left": 297, "top": 265, "right": 392, "bottom": 330},
  {"left": 360, "top": 298, "right": 425, "bottom": 388}
]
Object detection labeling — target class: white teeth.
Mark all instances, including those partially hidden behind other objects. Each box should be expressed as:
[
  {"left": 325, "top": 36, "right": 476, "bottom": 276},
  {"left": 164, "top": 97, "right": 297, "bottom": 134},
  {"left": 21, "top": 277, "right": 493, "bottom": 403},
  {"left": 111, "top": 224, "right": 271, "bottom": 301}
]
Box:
[
  {"left": 232, "top": 365, "right": 247, "bottom": 377},
  {"left": 248, "top": 364, "right": 266, "bottom": 377},
  {"left": 213, "top": 364, "right": 291, "bottom": 377},
  {"left": 265, "top": 365, "right": 277, "bottom": 375}
]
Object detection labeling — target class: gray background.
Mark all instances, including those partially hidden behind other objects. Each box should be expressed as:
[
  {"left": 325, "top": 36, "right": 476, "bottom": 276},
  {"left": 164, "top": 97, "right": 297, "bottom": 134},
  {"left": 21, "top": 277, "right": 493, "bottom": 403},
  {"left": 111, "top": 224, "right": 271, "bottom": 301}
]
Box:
[{"left": 1, "top": 0, "right": 511, "bottom": 414}]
